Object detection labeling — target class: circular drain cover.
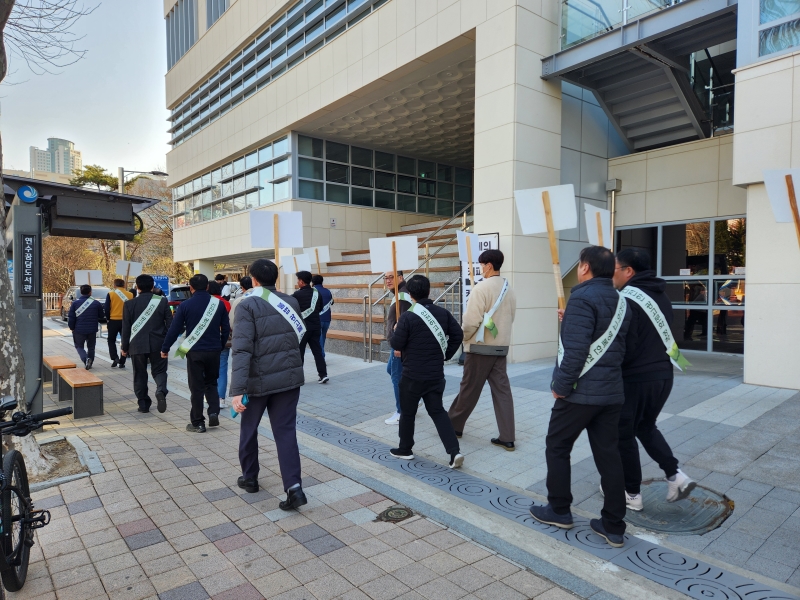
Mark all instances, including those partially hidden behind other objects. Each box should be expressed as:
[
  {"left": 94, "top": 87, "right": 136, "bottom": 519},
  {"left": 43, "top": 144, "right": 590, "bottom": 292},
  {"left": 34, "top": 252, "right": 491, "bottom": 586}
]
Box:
[
  {"left": 377, "top": 506, "right": 413, "bottom": 523},
  {"left": 624, "top": 480, "right": 733, "bottom": 535}
]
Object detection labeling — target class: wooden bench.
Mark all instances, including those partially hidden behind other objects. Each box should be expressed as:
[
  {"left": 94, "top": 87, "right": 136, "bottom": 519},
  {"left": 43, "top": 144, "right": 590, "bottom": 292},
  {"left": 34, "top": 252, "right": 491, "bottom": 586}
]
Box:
[
  {"left": 42, "top": 356, "right": 77, "bottom": 395},
  {"left": 57, "top": 368, "right": 103, "bottom": 419}
]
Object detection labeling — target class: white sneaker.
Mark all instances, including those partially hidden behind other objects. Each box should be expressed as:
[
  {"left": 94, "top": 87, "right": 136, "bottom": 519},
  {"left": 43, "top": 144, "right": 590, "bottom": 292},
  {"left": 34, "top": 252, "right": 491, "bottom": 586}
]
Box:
[
  {"left": 219, "top": 399, "right": 229, "bottom": 408},
  {"left": 384, "top": 412, "right": 401, "bottom": 425},
  {"left": 449, "top": 453, "right": 464, "bottom": 469},
  {"left": 666, "top": 469, "right": 696, "bottom": 502},
  {"left": 598, "top": 485, "right": 644, "bottom": 511}
]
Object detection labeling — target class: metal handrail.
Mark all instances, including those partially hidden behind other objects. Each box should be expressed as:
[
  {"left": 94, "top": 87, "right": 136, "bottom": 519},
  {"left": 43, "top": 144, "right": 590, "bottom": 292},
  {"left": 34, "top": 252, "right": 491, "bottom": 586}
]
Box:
[{"left": 363, "top": 202, "right": 473, "bottom": 362}]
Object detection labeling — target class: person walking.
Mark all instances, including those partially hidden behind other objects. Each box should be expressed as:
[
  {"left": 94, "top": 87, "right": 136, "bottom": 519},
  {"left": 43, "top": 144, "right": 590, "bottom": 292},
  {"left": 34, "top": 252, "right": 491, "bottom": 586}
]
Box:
[
  {"left": 389, "top": 275, "right": 465, "bottom": 468},
  {"left": 312, "top": 275, "right": 333, "bottom": 358},
  {"left": 529, "top": 246, "right": 631, "bottom": 548},
  {"left": 384, "top": 271, "right": 411, "bottom": 425},
  {"left": 230, "top": 276, "right": 253, "bottom": 330},
  {"left": 209, "top": 281, "right": 233, "bottom": 408},
  {"left": 161, "top": 274, "right": 230, "bottom": 433},
  {"left": 231, "top": 259, "right": 308, "bottom": 509},
  {"left": 215, "top": 273, "right": 232, "bottom": 301},
  {"left": 68, "top": 284, "right": 104, "bottom": 369},
  {"left": 293, "top": 270, "right": 329, "bottom": 384},
  {"left": 448, "top": 250, "right": 517, "bottom": 450},
  {"left": 121, "top": 275, "right": 173, "bottom": 413},
  {"left": 104, "top": 278, "right": 133, "bottom": 368},
  {"left": 614, "top": 248, "right": 695, "bottom": 508}
]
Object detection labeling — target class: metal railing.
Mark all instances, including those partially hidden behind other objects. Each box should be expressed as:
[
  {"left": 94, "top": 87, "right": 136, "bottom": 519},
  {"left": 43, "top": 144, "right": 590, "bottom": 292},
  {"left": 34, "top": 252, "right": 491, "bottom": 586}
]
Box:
[
  {"left": 43, "top": 293, "right": 62, "bottom": 311},
  {"left": 362, "top": 203, "right": 473, "bottom": 362}
]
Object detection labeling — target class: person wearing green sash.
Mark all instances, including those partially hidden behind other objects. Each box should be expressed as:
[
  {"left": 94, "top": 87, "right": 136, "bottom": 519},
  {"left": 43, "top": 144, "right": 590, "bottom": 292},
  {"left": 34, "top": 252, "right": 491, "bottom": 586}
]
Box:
[
  {"left": 292, "top": 271, "right": 328, "bottom": 384},
  {"left": 383, "top": 271, "right": 411, "bottom": 425},
  {"left": 614, "top": 248, "right": 695, "bottom": 506}
]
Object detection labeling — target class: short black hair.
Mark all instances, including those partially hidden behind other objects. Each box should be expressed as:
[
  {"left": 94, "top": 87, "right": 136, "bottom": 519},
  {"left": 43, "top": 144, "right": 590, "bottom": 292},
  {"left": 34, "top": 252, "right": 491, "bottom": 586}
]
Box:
[
  {"left": 153, "top": 288, "right": 164, "bottom": 296},
  {"left": 312, "top": 274, "right": 323, "bottom": 285},
  {"left": 479, "top": 249, "right": 504, "bottom": 271},
  {"left": 249, "top": 259, "right": 277, "bottom": 286},
  {"left": 397, "top": 270, "right": 403, "bottom": 277},
  {"left": 208, "top": 281, "right": 222, "bottom": 295},
  {"left": 579, "top": 246, "right": 615, "bottom": 278},
  {"left": 136, "top": 274, "right": 154, "bottom": 293},
  {"left": 80, "top": 284, "right": 91, "bottom": 295},
  {"left": 190, "top": 274, "right": 209, "bottom": 291},
  {"left": 616, "top": 248, "right": 651, "bottom": 273},
  {"left": 405, "top": 275, "right": 430, "bottom": 300},
  {"left": 215, "top": 274, "right": 225, "bottom": 281},
  {"left": 239, "top": 276, "right": 253, "bottom": 290},
  {"left": 114, "top": 278, "right": 125, "bottom": 288},
  {"left": 296, "top": 271, "right": 312, "bottom": 285}
]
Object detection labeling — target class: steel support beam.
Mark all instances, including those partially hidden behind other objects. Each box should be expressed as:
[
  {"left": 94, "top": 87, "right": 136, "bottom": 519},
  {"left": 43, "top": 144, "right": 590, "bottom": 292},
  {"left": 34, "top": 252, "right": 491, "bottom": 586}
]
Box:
[{"left": 662, "top": 66, "right": 709, "bottom": 138}]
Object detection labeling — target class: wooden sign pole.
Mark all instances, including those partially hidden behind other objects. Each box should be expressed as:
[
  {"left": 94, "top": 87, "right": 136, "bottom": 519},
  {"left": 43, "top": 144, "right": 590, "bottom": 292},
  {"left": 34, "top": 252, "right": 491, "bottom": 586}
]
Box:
[
  {"left": 465, "top": 240, "right": 475, "bottom": 288},
  {"left": 87, "top": 272, "right": 93, "bottom": 286},
  {"left": 542, "top": 191, "right": 566, "bottom": 310},
  {"left": 274, "top": 214, "right": 281, "bottom": 291},
  {"left": 596, "top": 212, "right": 604, "bottom": 248},
  {"left": 392, "top": 241, "right": 400, "bottom": 322},
  {"left": 315, "top": 248, "right": 321, "bottom": 276},
  {"left": 293, "top": 256, "right": 299, "bottom": 273},
  {"left": 124, "top": 263, "right": 131, "bottom": 288},
  {"left": 785, "top": 174, "right": 800, "bottom": 250}
]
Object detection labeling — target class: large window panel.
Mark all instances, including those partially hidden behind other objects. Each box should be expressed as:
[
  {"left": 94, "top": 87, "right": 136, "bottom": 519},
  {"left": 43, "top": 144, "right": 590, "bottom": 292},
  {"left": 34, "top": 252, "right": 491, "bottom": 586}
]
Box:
[
  {"left": 299, "top": 157, "right": 323, "bottom": 180},
  {"left": 299, "top": 180, "right": 324, "bottom": 200},
  {"left": 351, "top": 187, "right": 373, "bottom": 207},
  {"left": 326, "top": 163, "right": 349, "bottom": 184},
  {"left": 714, "top": 218, "right": 746, "bottom": 274},
  {"left": 352, "top": 167, "right": 373, "bottom": 188},
  {"left": 326, "top": 183, "right": 349, "bottom": 204}
]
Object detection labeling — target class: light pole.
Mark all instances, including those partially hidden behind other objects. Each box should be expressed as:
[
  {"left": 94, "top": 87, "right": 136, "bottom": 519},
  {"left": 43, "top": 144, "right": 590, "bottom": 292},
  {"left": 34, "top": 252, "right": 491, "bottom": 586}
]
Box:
[{"left": 117, "top": 168, "right": 169, "bottom": 261}]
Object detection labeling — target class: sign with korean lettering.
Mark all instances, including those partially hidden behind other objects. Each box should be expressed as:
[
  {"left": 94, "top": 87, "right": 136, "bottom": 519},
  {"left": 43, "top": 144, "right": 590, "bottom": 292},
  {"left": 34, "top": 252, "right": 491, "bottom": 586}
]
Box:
[
  {"left": 19, "top": 233, "right": 38, "bottom": 297},
  {"left": 461, "top": 233, "right": 499, "bottom": 315}
]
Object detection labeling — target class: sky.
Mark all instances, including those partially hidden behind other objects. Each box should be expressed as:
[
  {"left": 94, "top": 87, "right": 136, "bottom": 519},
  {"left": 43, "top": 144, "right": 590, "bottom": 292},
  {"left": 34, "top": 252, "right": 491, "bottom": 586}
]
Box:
[{"left": 0, "top": 0, "right": 170, "bottom": 174}]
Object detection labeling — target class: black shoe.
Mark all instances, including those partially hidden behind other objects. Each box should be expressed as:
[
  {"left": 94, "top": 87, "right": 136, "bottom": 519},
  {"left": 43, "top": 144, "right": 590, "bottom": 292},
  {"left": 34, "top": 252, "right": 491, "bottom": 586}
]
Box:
[
  {"left": 491, "top": 438, "right": 515, "bottom": 451},
  {"left": 390, "top": 448, "right": 414, "bottom": 460},
  {"left": 118, "top": 361, "right": 126, "bottom": 369},
  {"left": 111, "top": 360, "right": 118, "bottom": 368},
  {"left": 318, "top": 376, "right": 329, "bottom": 384},
  {"left": 208, "top": 413, "right": 219, "bottom": 427},
  {"left": 590, "top": 518, "right": 624, "bottom": 548},
  {"left": 449, "top": 453, "right": 464, "bottom": 469},
  {"left": 156, "top": 391, "right": 167, "bottom": 414},
  {"left": 455, "top": 431, "right": 463, "bottom": 439},
  {"left": 186, "top": 423, "right": 206, "bottom": 433},
  {"left": 137, "top": 407, "right": 150, "bottom": 413},
  {"left": 237, "top": 476, "right": 259, "bottom": 493},
  {"left": 529, "top": 504, "right": 574, "bottom": 529},
  {"left": 85, "top": 358, "right": 93, "bottom": 370},
  {"left": 279, "top": 486, "right": 308, "bottom": 510}
]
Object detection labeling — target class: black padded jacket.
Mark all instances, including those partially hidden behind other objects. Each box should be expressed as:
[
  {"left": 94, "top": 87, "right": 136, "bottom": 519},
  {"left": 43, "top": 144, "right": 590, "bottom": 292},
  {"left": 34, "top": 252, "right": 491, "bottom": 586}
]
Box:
[
  {"left": 292, "top": 285, "right": 322, "bottom": 331},
  {"left": 621, "top": 271, "right": 674, "bottom": 382}
]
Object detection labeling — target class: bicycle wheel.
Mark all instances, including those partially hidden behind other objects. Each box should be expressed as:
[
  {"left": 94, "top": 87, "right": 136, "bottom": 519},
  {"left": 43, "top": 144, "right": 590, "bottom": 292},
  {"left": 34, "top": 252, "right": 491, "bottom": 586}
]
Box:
[{"left": 1, "top": 450, "right": 31, "bottom": 592}]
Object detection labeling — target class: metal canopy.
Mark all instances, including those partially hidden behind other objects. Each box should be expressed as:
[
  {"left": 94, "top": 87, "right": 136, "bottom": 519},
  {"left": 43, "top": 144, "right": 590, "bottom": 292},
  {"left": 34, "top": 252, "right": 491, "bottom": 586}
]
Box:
[{"left": 542, "top": 0, "right": 738, "bottom": 151}]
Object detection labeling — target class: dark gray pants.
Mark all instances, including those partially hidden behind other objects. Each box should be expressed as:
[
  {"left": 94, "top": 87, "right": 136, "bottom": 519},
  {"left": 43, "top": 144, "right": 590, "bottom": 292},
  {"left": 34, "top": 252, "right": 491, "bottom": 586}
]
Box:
[
  {"left": 239, "top": 387, "right": 301, "bottom": 492},
  {"left": 186, "top": 351, "right": 220, "bottom": 426},
  {"left": 107, "top": 320, "right": 124, "bottom": 363},
  {"left": 131, "top": 352, "right": 168, "bottom": 412},
  {"left": 399, "top": 377, "right": 460, "bottom": 456}
]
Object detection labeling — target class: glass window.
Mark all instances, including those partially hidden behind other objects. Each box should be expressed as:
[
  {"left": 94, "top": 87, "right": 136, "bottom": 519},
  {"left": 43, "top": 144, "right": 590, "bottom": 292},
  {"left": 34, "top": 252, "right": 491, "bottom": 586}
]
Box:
[
  {"left": 193, "top": 177, "right": 202, "bottom": 190},
  {"left": 397, "top": 175, "right": 416, "bottom": 195},
  {"left": 326, "top": 163, "right": 349, "bottom": 184},
  {"left": 375, "top": 171, "right": 395, "bottom": 191},
  {"left": 202, "top": 173, "right": 212, "bottom": 187},
  {"left": 233, "top": 176, "right": 245, "bottom": 194},
  {"left": 273, "top": 158, "right": 289, "bottom": 179},
  {"left": 398, "top": 156, "right": 415, "bottom": 175},
  {"left": 352, "top": 146, "right": 372, "bottom": 167},
  {"left": 714, "top": 219, "right": 746, "bottom": 274},
  {"left": 327, "top": 141, "right": 349, "bottom": 163},
  {"left": 299, "top": 180, "right": 324, "bottom": 200},
  {"left": 233, "top": 157, "right": 246, "bottom": 175},
  {"left": 211, "top": 202, "right": 224, "bottom": 219},
  {"left": 375, "top": 151, "right": 395, "bottom": 171},
  {"left": 616, "top": 227, "right": 658, "bottom": 267},
  {"left": 436, "top": 200, "right": 453, "bottom": 217},
  {"left": 259, "top": 173, "right": 273, "bottom": 204},
  {"left": 418, "top": 197, "right": 436, "bottom": 215},
  {"left": 326, "top": 183, "right": 349, "bottom": 203},
  {"left": 327, "top": 2, "right": 345, "bottom": 24},
  {"left": 211, "top": 183, "right": 221, "bottom": 200},
  {"left": 397, "top": 195, "right": 415, "bottom": 212},
  {"left": 672, "top": 309, "right": 708, "bottom": 351},
  {"left": 454, "top": 185, "right": 471, "bottom": 202},
  {"left": 352, "top": 167, "right": 373, "bottom": 188},
  {"left": 202, "top": 206, "right": 212, "bottom": 221},
  {"left": 418, "top": 179, "right": 436, "bottom": 197},
  {"left": 211, "top": 169, "right": 222, "bottom": 184},
  {"left": 273, "top": 136, "right": 289, "bottom": 157},
  {"left": 437, "top": 182, "right": 453, "bottom": 200},
  {"left": 233, "top": 195, "right": 247, "bottom": 213},
  {"left": 299, "top": 135, "right": 323, "bottom": 158},
  {"left": 455, "top": 202, "right": 470, "bottom": 216},
  {"left": 245, "top": 170, "right": 258, "bottom": 190},
  {"left": 221, "top": 162, "right": 233, "bottom": 179},
  {"left": 201, "top": 190, "right": 212, "bottom": 205},
  {"left": 437, "top": 165, "right": 453, "bottom": 182},
  {"left": 299, "top": 157, "right": 323, "bottom": 179},
  {"left": 245, "top": 151, "right": 258, "bottom": 170},
  {"left": 351, "top": 187, "right": 373, "bottom": 207},
  {"left": 760, "top": 19, "right": 800, "bottom": 56},
  {"left": 712, "top": 309, "right": 744, "bottom": 353},
  {"left": 274, "top": 180, "right": 289, "bottom": 201},
  {"left": 455, "top": 167, "right": 472, "bottom": 186},
  {"left": 258, "top": 144, "right": 273, "bottom": 164},
  {"left": 246, "top": 191, "right": 259, "bottom": 209},
  {"left": 375, "top": 191, "right": 395, "bottom": 210},
  {"left": 662, "top": 222, "right": 710, "bottom": 276},
  {"left": 714, "top": 280, "right": 745, "bottom": 306},
  {"left": 666, "top": 281, "right": 709, "bottom": 305},
  {"left": 418, "top": 160, "right": 435, "bottom": 179},
  {"left": 222, "top": 180, "right": 234, "bottom": 197}
]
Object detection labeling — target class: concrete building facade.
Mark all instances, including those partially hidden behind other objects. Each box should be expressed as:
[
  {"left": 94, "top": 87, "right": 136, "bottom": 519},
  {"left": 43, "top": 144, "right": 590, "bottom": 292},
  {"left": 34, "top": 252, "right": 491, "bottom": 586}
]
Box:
[{"left": 29, "top": 138, "right": 83, "bottom": 177}]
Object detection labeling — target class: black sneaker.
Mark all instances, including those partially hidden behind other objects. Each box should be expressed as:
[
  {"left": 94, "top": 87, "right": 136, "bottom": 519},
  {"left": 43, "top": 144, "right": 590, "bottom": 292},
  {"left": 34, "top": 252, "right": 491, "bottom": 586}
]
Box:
[
  {"left": 85, "top": 358, "right": 93, "bottom": 370},
  {"left": 156, "top": 391, "right": 167, "bottom": 414},
  {"left": 455, "top": 431, "right": 463, "bottom": 439},
  {"left": 529, "top": 503, "right": 574, "bottom": 529},
  {"left": 590, "top": 518, "right": 625, "bottom": 548},
  {"left": 111, "top": 360, "right": 118, "bottom": 368},
  {"left": 390, "top": 448, "right": 414, "bottom": 460},
  {"left": 186, "top": 423, "right": 206, "bottom": 433},
  {"left": 318, "top": 376, "right": 329, "bottom": 384},
  {"left": 118, "top": 361, "right": 126, "bottom": 369},
  {"left": 208, "top": 413, "right": 219, "bottom": 427},
  {"left": 237, "top": 476, "right": 259, "bottom": 493},
  {"left": 137, "top": 407, "right": 150, "bottom": 413},
  {"left": 279, "top": 486, "right": 308, "bottom": 510},
  {"left": 491, "top": 438, "right": 515, "bottom": 451},
  {"left": 449, "top": 453, "right": 464, "bottom": 469}
]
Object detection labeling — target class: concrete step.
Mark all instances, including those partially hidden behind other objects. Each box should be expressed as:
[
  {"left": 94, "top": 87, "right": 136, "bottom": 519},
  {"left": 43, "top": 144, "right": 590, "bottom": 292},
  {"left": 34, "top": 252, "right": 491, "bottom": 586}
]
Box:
[
  {"left": 331, "top": 314, "right": 385, "bottom": 335},
  {"left": 329, "top": 298, "right": 388, "bottom": 316},
  {"left": 324, "top": 329, "right": 384, "bottom": 361},
  {"left": 398, "top": 216, "right": 473, "bottom": 233},
  {"left": 325, "top": 253, "right": 460, "bottom": 273}
]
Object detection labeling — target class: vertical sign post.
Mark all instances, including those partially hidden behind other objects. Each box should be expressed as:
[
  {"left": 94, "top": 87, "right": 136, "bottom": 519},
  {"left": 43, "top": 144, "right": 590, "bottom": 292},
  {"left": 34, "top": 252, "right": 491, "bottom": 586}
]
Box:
[
  {"left": 392, "top": 241, "right": 400, "bottom": 322},
  {"left": 542, "top": 191, "right": 566, "bottom": 311},
  {"left": 785, "top": 174, "right": 800, "bottom": 249}
]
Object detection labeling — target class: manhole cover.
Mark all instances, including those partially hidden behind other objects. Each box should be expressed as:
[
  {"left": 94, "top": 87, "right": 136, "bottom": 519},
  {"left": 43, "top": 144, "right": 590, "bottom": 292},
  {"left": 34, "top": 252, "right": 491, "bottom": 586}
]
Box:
[
  {"left": 377, "top": 506, "right": 413, "bottom": 523},
  {"left": 624, "top": 480, "right": 733, "bottom": 535}
]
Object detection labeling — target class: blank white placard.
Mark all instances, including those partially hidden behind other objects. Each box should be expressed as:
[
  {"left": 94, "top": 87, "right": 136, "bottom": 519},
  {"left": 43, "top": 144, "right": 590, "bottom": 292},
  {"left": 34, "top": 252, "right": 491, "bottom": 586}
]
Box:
[
  {"left": 456, "top": 230, "right": 480, "bottom": 264},
  {"left": 116, "top": 260, "right": 143, "bottom": 277},
  {"left": 584, "top": 204, "right": 612, "bottom": 248},
  {"left": 250, "top": 211, "right": 304, "bottom": 248},
  {"left": 303, "top": 246, "right": 331, "bottom": 264},
  {"left": 514, "top": 185, "right": 578, "bottom": 234},
  {"left": 763, "top": 169, "right": 800, "bottom": 223},
  {"left": 285, "top": 253, "right": 312, "bottom": 273},
  {"left": 369, "top": 236, "right": 418, "bottom": 274},
  {"left": 75, "top": 270, "right": 103, "bottom": 286}
]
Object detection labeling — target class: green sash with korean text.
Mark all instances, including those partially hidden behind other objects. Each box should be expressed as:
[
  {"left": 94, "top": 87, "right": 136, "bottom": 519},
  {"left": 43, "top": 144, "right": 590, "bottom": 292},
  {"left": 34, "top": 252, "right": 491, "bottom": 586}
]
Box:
[
  {"left": 409, "top": 303, "right": 448, "bottom": 356},
  {"left": 175, "top": 297, "right": 220, "bottom": 358},
  {"left": 301, "top": 288, "right": 319, "bottom": 319},
  {"left": 129, "top": 297, "right": 164, "bottom": 342},
  {"left": 251, "top": 287, "right": 306, "bottom": 343},
  {"left": 75, "top": 297, "right": 96, "bottom": 317}
]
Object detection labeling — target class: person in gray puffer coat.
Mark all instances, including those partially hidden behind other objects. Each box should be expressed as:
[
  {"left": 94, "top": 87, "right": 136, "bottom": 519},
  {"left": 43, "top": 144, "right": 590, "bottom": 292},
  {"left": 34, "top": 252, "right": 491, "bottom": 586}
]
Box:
[
  {"left": 230, "top": 258, "right": 308, "bottom": 510},
  {"left": 529, "top": 246, "right": 632, "bottom": 549}
]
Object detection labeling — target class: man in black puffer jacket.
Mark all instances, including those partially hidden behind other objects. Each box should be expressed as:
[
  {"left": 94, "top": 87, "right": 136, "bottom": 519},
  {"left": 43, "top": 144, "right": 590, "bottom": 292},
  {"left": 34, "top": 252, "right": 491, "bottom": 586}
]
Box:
[
  {"left": 615, "top": 248, "right": 695, "bottom": 509},
  {"left": 389, "top": 275, "right": 464, "bottom": 468},
  {"left": 293, "top": 271, "right": 328, "bottom": 384},
  {"left": 530, "top": 246, "right": 631, "bottom": 548}
]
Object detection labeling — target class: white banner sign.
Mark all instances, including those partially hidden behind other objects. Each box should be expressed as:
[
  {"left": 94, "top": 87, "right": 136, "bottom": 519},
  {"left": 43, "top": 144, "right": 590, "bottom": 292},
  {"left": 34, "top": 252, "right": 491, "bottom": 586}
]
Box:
[
  {"left": 584, "top": 204, "right": 612, "bottom": 248},
  {"left": 74, "top": 270, "right": 103, "bottom": 286},
  {"left": 456, "top": 230, "right": 480, "bottom": 265},
  {"left": 284, "top": 252, "right": 312, "bottom": 273},
  {"left": 764, "top": 169, "right": 800, "bottom": 222},
  {"left": 462, "top": 233, "right": 500, "bottom": 315},
  {"left": 514, "top": 184, "right": 578, "bottom": 234},
  {"left": 368, "top": 235, "right": 419, "bottom": 274},
  {"left": 250, "top": 210, "right": 304, "bottom": 249},
  {"left": 303, "top": 245, "right": 331, "bottom": 265},
  {"left": 115, "top": 260, "right": 143, "bottom": 278}
]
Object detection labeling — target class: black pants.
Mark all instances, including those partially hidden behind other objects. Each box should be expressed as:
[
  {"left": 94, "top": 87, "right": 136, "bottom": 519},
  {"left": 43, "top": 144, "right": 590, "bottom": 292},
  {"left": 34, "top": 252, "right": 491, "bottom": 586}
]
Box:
[
  {"left": 72, "top": 332, "right": 96, "bottom": 364},
  {"left": 545, "top": 399, "right": 626, "bottom": 535},
  {"left": 186, "top": 351, "right": 220, "bottom": 426},
  {"left": 239, "top": 387, "right": 301, "bottom": 491},
  {"left": 107, "top": 320, "right": 124, "bottom": 363},
  {"left": 619, "top": 378, "right": 679, "bottom": 494},
  {"left": 398, "top": 377, "right": 460, "bottom": 456},
  {"left": 299, "top": 328, "right": 327, "bottom": 378},
  {"left": 131, "top": 352, "right": 168, "bottom": 412}
]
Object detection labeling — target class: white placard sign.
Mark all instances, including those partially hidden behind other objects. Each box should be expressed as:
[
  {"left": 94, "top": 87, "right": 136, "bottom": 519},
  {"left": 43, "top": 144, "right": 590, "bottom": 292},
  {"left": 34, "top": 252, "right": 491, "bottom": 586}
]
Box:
[
  {"left": 584, "top": 204, "right": 612, "bottom": 248},
  {"left": 303, "top": 246, "right": 331, "bottom": 265},
  {"left": 285, "top": 253, "right": 312, "bottom": 273},
  {"left": 456, "top": 231, "right": 480, "bottom": 265},
  {"left": 368, "top": 235, "right": 418, "bottom": 274},
  {"left": 116, "top": 260, "right": 143, "bottom": 278},
  {"left": 514, "top": 185, "right": 578, "bottom": 234},
  {"left": 250, "top": 210, "right": 304, "bottom": 249},
  {"left": 462, "top": 233, "right": 500, "bottom": 315},
  {"left": 764, "top": 169, "right": 800, "bottom": 222},
  {"left": 75, "top": 270, "right": 103, "bottom": 286}
]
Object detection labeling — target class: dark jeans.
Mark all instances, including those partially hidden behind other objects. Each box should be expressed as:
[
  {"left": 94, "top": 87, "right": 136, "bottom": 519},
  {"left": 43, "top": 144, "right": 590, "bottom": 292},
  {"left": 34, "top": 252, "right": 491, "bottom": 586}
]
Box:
[
  {"left": 320, "top": 321, "right": 330, "bottom": 358},
  {"left": 299, "top": 328, "right": 327, "bottom": 378},
  {"left": 619, "top": 378, "right": 679, "bottom": 494},
  {"left": 398, "top": 377, "right": 460, "bottom": 456},
  {"left": 72, "top": 332, "right": 96, "bottom": 364},
  {"left": 387, "top": 352, "right": 403, "bottom": 413},
  {"left": 186, "top": 351, "right": 220, "bottom": 426},
  {"left": 239, "top": 387, "right": 302, "bottom": 492},
  {"left": 107, "top": 319, "right": 124, "bottom": 363},
  {"left": 132, "top": 352, "right": 168, "bottom": 412},
  {"left": 545, "top": 399, "right": 626, "bottom": 535}
]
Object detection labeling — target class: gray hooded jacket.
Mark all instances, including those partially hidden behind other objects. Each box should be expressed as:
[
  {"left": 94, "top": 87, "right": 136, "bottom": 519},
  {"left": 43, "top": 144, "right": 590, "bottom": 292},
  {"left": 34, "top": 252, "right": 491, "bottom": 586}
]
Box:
[{"left": 229, "top": 286, "right": 305, "bottom": 397}]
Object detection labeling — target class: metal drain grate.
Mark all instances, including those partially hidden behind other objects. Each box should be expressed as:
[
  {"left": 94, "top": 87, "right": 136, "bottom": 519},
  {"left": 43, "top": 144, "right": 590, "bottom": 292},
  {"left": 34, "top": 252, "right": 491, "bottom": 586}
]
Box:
[
  {"left": 377, "top": 506, "right": 413, "bottom": 523},
  {"left": 295, "top": 414, "right": 797, "bottom": 600}
]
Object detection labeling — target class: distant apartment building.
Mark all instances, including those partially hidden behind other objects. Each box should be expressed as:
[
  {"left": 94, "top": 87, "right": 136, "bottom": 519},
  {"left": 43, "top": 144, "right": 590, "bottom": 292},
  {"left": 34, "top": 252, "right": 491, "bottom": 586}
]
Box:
[{"left": 29, "top": 138, "right": 82, "bottom": 177}]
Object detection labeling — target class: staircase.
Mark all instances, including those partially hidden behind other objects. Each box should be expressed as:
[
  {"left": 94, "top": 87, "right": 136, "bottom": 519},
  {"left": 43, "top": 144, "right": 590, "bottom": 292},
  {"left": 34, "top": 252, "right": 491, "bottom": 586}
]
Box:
[{"left": 320, "top": 216, "right": 472, "bottom": 361}]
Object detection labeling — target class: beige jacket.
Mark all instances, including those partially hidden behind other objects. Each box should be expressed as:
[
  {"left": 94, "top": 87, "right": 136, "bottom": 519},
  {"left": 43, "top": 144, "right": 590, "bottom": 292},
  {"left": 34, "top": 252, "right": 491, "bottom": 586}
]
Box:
[{"left": 462, "top": 275, "right": 516, "bottom": 352}]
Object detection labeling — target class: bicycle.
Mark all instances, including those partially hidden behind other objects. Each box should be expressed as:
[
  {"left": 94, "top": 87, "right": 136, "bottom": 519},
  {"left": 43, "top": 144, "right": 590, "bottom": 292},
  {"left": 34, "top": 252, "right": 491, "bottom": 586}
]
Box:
[{"left": 0, "top": 396, "right": 73, "bottom": 595}]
